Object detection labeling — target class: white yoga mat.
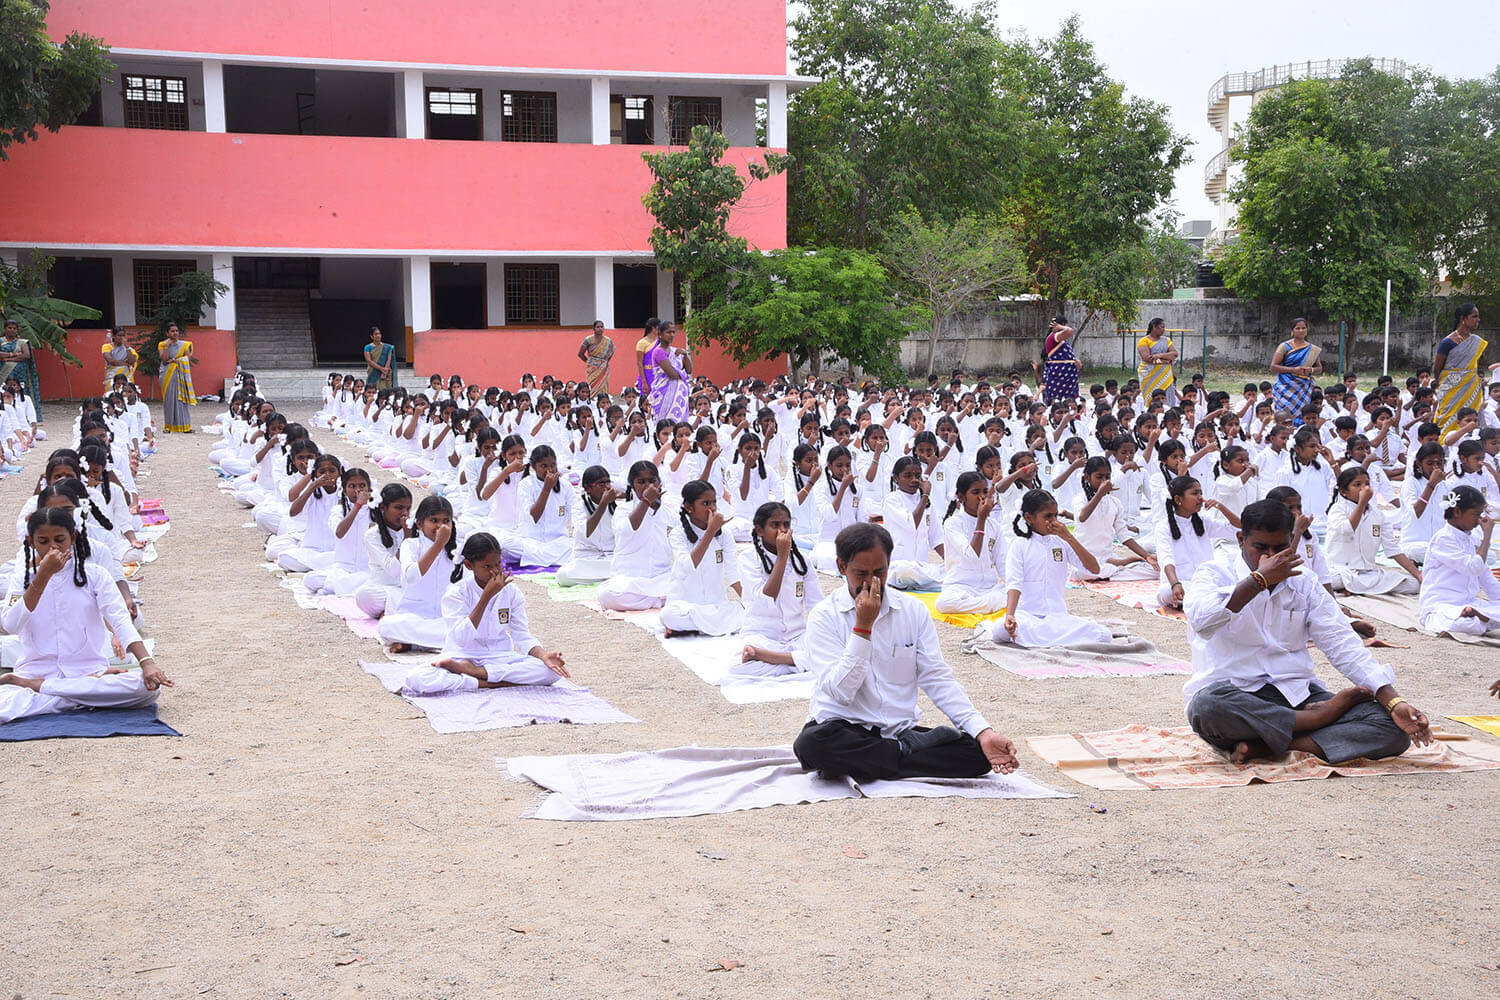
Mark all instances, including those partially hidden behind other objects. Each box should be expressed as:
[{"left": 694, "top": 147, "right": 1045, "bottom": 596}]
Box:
[
  {"left": 1341, "top": 593, "right": 1500, "bottom": 648},
  {"left": 962, "top": 632, "right": 1192, "bottom": 679},
  {"left": 502, "top": 744, "right": 1071, "bottom": 821},
  {"left": 359, "top": 660, "right": 639, "bottom": 733}
]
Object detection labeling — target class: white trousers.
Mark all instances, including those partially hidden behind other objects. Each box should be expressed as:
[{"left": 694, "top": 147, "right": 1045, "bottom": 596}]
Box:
[
  {"left": 935, "top": 585, "right": 1008, "bottom": 614},
  {"left": 403, "top": 654, "right": 559, "bottom": 693},
  {"left": 660, "top": 599, "right": 745, "bottom": 635},
  {"left": 0, "top": 672, "right": 158, "bottom": 723}
]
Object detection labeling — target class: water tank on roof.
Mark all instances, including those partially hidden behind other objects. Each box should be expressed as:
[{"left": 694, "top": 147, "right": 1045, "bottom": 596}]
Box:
[{"left": 1196, "top": 263, "right": 1225, "bottom": 288}]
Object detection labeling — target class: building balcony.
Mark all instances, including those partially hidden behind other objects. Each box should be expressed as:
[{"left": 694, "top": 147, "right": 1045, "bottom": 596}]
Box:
[{"left": 0, "top": 126, "right": 787, "bottom": 254}]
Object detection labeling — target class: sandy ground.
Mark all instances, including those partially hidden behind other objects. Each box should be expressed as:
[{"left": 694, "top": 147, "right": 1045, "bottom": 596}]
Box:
[{"left": 4, "top": 400, "right": 1500, "bottom": 1000}]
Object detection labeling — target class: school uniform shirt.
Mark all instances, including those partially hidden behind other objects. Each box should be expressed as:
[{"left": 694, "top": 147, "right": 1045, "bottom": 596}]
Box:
[
  {"left": 571, "top": 498, "right": 616, "bottom": 560},
  {"left": 940, "top": 509, "right": 1006, "bottom": 589},
  {"left": 1255, "top": 445, "right": 1290, "bottom": 483},
  {"left": 724, "top": 459, "right": 776, "bottom": 521},
  {"left": 666, "top": 521, "right": 740, "bottom": 603},
  {"left": 1278, "top": 459, "right": 1334, "bottom": 530},
  {"left": 883, "top": 488, "right": 942, "bottom": 564},
  {"left": 1153, "top": 510, "right": 1237, "bottom": 588},
  {"left": 783, "top": 468, "right": 823, "bottom": 542},
  {"left": 438, "top": 575, "right": 537, "bottom": 661},
  {"left": 1419, "top": 522, "right": 1500, "bottom": 621},
  {"left": 1, "top": 562, "right": 141, "bottom": 679},
  {"left": 739, "top": 544, "right": 824, "bottom": 642},
  {"left": 609, "top": 502, "right": 672, "bottom": 577},
  {"left": 1183, "top": 546, "right": 1395, "bottom": 704},
  {"left": 1004, "top": 531, "right": 1089, "bottom": 617},
  {"left": 815, "top": 479, "right": 861, "bottom": 543},
  {"left": 803, "top": 585, "right": 990, "bottom": 739},
  {"left": 855, "top": 449, "right": 893, "bottom": 510},
  {"left": 1072, "top": 491, "right": 1133, "bottom": 560},
  {"left": 1398, "top": 476, "right": 1446, "bottom": 552},
  {"left": 364, "top": 523, "right": 406, "bottom": 587},
  {"left": 517, "top": 475, "right": 574, "bottom": 544}
]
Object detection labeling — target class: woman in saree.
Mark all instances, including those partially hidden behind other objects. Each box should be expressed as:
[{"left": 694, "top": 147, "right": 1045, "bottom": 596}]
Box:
[
  {"left": 364, "top": 326, "right": 396, "bottom": 390},
  {"left": 1136, "top": 317, "right": 1177, "bottom": 404},
  {"left": 1433, "top": 303, "right": 1494, "bottom": 434},
  {"left": 0, "top": 319, "right": 42, "bottom": 404},
  {"left": 1270, "top": 317, "right": 1321, "bottom": 425},
  {"left": 577, "top": 320, "right": 616, "bottom": 396},
  {"left": 645, "top": 322, "right": 692, "bottom": 422},
  {"left": 160, "top": 322, "right": 195, "bottom": 433},
  {"left": 634, "top": 317, "right": 662, "bottom": 395},
  {"left": 1041, "top": 313, "right": 1081, "bottom": 405},
  {"left": 101, "top": 326, "right": 138, "bottom": 391}
]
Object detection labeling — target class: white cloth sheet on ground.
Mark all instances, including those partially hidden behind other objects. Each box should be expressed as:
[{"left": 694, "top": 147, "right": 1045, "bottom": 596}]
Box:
[
  {"left": 502, "top": 744, "right": 1071, "bottom": 821},
  {"left": 359, "top": 659, "right": 638, "bottom": 732},
  {"left": 962, "top": 628, "right": 1192, "bottom": 679},
  {"left": 1341, "top": 592, "right": 1500, "bottom": 648}
]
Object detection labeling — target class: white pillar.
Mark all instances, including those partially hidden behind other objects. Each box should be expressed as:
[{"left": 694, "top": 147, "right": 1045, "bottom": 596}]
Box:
[
  {"left": 402, "top": 71, "right": 425, "bottom": 139},
  {"left": 112, "top": 254, "right": 136, "bottom": 326},
  {"left": 767, "top": 82, "right": 787, "bottom": 148},
  {"left": 409, "top": 255, "right": 432, "bottom": 331},
  {"left": 486, "top": 260, "right": 506, "bottom": 326},
  {"left": 655, "top": 265, "right": 674, "bottom": 322},
  {"left": 203, "top": 60, "right": 226, "bottom": 133},
  {"left": 212, "top": 253, "right": 236, "bottom": 330},
  {"left": 593, "top": 256, "right": 614, "bottom": 327},
  {"left": 590, "top": 77, "right": 610, "bottom": 145}
]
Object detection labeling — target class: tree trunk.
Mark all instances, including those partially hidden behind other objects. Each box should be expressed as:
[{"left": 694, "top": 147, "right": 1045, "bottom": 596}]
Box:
[{"left": 924, "top": 315, "right": 941, "bottom": 378}]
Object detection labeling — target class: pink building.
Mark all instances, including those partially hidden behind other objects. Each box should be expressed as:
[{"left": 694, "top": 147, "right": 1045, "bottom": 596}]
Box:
[{"left": 1, "top": 0, "right": 808, "bottom": 397}]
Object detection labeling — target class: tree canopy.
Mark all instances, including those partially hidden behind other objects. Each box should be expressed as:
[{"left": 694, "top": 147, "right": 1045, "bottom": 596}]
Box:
[{"left": 0, "top": 0, "right": 111, "bottom": 160}]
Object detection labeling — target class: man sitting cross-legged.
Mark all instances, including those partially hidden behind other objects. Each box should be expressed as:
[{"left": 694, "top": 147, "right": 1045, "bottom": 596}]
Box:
[
  {"left": 793, "top": 522, "right": 1018, "bottom": 782},
  {"left": 1184, "top": 498, "right": 1432, "bottom": 765}
]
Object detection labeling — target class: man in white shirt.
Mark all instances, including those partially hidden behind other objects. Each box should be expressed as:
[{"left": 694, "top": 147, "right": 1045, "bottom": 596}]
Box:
[
  {"left": 1183, "top": 499, "right": 1431, "bottom": 765},
  {"left": 794, "top": 523, "right": 1019, "bottom": 782}
]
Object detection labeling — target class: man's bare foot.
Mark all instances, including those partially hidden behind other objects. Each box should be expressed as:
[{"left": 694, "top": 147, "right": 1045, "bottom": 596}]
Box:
[
  {"left": 0, "top": 672, "right": 42, "bottom": 693},
  {"left": 389, "top": 642, "right": 410, "bottom": 654},
  {"left": 1229, "top": 739, "right": 1274, "bottom": 765},
  {"left": 1300, "top": 686, "right": 1374, "bottom": 732}
]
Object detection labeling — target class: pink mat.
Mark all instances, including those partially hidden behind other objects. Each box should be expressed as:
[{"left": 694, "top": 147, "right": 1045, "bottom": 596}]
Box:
[{"left": 318, "top": 594, "right": 382, "bottom": 639}]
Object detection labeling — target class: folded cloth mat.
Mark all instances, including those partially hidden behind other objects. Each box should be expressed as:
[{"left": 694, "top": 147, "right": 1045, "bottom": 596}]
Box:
[
  {"left": 962, "top": 630, "right": 1190, "bottom": 679},
  {"left": 359, "top": 659, "right": 637, "bottom": 732},
  {"left": 1449, "top": 715, "right": 1500, "bottom": 739},
  {"left": 1028, "top": 723, "right": 1500, "bottom": 791},
  {"left": 1340, "top": 593, "right": 1500, "bottom": 647},
  {"left": 909, "top": 590, "right": 1007, "bottom": 629},
  {"left": 502, "top": 744, "right": 1071, "bottom": 821},
  {"left": 0, "top": 706, "right": 180, "bottom": 742}
]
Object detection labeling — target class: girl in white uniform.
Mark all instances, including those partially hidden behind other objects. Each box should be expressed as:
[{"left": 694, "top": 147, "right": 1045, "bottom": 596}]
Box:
[
  {"left": 660, "top": 481, "right": 744, "bottom": 636},
  {"left": 1154, "top": 475, "right": 1240, "bottom": 609},
  {"left": 466, "top": 434, "right": 528, "bottom": 552},
  {"left": 0, "top": 509, "right": 171, "bottom": 723},
  {"left": 882, "top": 455, "right": 943, "bottom": 590},
  {"left": 375, "top": 496, "right": 457, "bottom": 652},
  {"left": 276, "top": 452, "right": 344, "bottom": 573},
  {"left": 306, "top": 468, "right": 374, "bottom": 598},
  {"left": 1325, "top": 467, "right": 1422, "bottom": 596},
  {"left": 597, "top": 461, "right": 674, "bottom": 612},
  {"left": 734, "top": 501, "right": 823, "bottom": 677},
  {"left": 936, "top": 471, "right": 1007, "bottom": 614},
  {"left": 515, "top": 445, "right": 575, "bottom": 568},
  {"left": 812, "top": 446, "right": 860, "bottom": 574},
  {"left": 1418, "top": 486, "right": 1500, "bottom": 636},
  {"left": 1071, "top": 457, "right": 1157, "bottom": 580},
  {"left": 783, "top": 444, "right": 824, "bottom": 550},
  {"left": 1213, "top": 445, "right": 1261, "bottom": 518},
  {"left": 354, "top": 484, "right": 413, "bottom": 619},
  {"left": 1276, "top": 428, "right": 1335, "bottom": 534},
  {"left": 556, "top": 465, "right": 617, "bottom": 585},
  {"left": 403, "top": 533, "right": 570, "bottom": 694},
  {"left": 724, "top": 432, "right": 775, "bottom": 542},
  {"left": 978, "top": 488, "right": 1110, "bottom": 647},
  {"left": 1399, "top": 443, "right": 1449, "bottom": 563}
]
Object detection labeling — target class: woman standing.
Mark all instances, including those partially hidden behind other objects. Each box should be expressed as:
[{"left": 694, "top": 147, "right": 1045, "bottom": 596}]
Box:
[
  {"left": 100, "top": 326, "right": 138, "bottom": 391},
  {"left": 577, "top": 320, "right": 615, "bottom": 396},
  {"left": 364, "top": 326, "right": 396, "bottom": 390},
  {"left": 1135, "top": 318, "right": 1177, "bottom": 404},
  {"left": 1041, "top": 313, "right": 1081, "bottom": 405},
  {"left": 1270, "top": 317, "right": 1321, "bottom": 425},
  {"left": 0, "top": 319, "right": 41, "bottom": 403},
  {"left": 1433, "top": 304, "right": 1492, "bottom": 434},
  {"left": 160, "top": 322, "right": 195, "bottom": 433},
  {"left": 645, "top": 322, "right": 692, "bottom": 422},
  {"left": 634, "top": 317, "right": 662, "bottom": 395}
]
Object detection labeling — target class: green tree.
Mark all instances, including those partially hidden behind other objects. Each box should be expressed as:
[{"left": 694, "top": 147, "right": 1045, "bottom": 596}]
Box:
[
  {"left": 0, "top": 0, "right": 112, "bottom": 160},
  {"left": 788, "top": 0, "right": 1011, "bottom": 248},
  {"left": 640, "top": 124, "right": 789, "bottom": 325},
  {"left": 0, "top": 252, "right": 92, "bottom": 364},
  {"left": 690, "top": 248, "right": 922, "bottom": 379},
  {"left": 1136, "top": 214, "right": 1201, "bottom": 299},
  {"left": 133, "top": 271, "right": 226, "bottom": 376},
  {"left": 879, "top": 212, "right": 1025, "bottom": 376}
]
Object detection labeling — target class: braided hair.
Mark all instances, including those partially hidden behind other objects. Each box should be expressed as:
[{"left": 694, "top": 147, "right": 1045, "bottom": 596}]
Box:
[
  {"left": 524, "top": 445, "right": 562, "bottom": 492},
  {"left": 1012, "top": 488, "right": 1054, "bottom": 539},
  {"left": 339, "top": 467, "right": 372, "bottom": 515},
  {"left": 1079, "top": 456, "right": 1110, "bottom": 502},
  {"left": 78, "top": 444, "right": 114, "bottom": 505},
  {"left": 945, "top": 470, "right": 985, "bottom": 520},
  {"left": 825, "top": 445, "right": 856, "bottom": 496},
  {"left": 1167, "top": 475, "right": 1205, "bottom": 540},
  {"left": 371, "top": 482, "right": 413, "bottom": 549},
  {"left": 750, "top": 501, "right": 808, "bottom": 576},
  {"left": 42, "top": 478, "right": 112, "bottom": 534},
  {"left": 791, "top": 443, "right": 817, "bottom": 493},
  {"left": 412, "top": 495, "right": 458, "bottom": 567},
  {"left": 311, "top": 453, "right": 344, "bottom": 499},
  {"left": 23, "top": 508, "right": 90, "bottom": 588},
  {"left": 732, "top": 432, "right": 769, "bottom": 480},
  {"left": 1289, "top": 428, "right": 1322, "bottom": 473},
  {"left": 452, "top": 531, "right": 503, "bottom": 584},
  {"left": 1157, "top": 439, "right": 1186, "bottom": 489},
  {"left": 678, "top": 480, "right": 717, "bottom": 543},
  {"left": 1214, "top": 444, "right": 1247, "bottom": 481},
  {"left": 580, "top": 465, "right": 616, "bottom": 516}
]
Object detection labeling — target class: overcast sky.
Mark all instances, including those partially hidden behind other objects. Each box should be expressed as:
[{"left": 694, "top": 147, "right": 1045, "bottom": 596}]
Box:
[{"left": 805, "top": 1, "right": 1497, "bottom": 226}]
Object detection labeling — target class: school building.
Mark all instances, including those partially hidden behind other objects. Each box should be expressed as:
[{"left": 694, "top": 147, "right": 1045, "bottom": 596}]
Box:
[{"left": 1, "top": 0, "right": 808, "bottom": 398}]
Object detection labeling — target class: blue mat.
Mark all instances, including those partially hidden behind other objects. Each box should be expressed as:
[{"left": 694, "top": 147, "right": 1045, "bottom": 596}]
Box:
[{"left": 0, "top": 706, "right": 181, "bottom": 742}]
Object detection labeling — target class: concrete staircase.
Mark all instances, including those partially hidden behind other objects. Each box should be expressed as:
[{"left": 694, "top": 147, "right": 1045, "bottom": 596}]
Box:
[{"left": 235, "top": 288, "right": 315, "bottom": 370}]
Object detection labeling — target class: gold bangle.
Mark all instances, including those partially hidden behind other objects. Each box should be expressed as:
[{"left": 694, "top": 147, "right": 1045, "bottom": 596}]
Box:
[
  {"left": 1250, "top": 571, "right": 1269, "bottom": 591},
  {"left": 1382, "top": 695, "right": 1407, "bottom": 714}
]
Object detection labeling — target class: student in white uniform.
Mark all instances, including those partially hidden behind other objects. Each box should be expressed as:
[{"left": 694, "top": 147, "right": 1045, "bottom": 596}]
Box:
[
  {"left": 977, "top": 488, "right": 1109, "bottom": 647},
  {"left": 660, "top": 480, "right": 744, "bottom": 636},
  {"left": 306, "top": 468, "right": 375, "bottom": 598},
  {"left": 935, "top": 471, "right": 1007, "bottom": 614},
  {"left": 724, "top": 432, "right": 776, "bottom": 542},
  {"left": 0, "top": 509, "right": 172, "bottom": 723},
  {"left": 354, "top": 483, "right": 413, "bottom": 619},
  {"left": 783, "top": 444, "right": 824, "bottom": 550},
  {"left": 466, "top": 434, "right": 528, "bottom": 554},
  {"left": 556, "top": 465, "right": 617, "bottom": 585},
  {"left": 1418, "top": 486, "right": 1500, "bottom": 636},
  {"left": 515, "top": 445, "right": 575, "bottom": 568},
  {"left": 597, "top": 461, "right": 674, "bottom": 612},
  {"left": 1277, "top": 428, "right": 1335, "bottom": 534},
  {"left": 1155, "top": 475, "right": 1241, "bottom": 609},
  {"left": 403, "top": 533, "right": 570, "bottom": 694},
  {"left": 1324, "top": 467, "right": 1422, "bottom": 596},
  {"left": 1399, "top": 443, "right": 1449, "bottom": 563},
  {"left": 735, "top": 501, "right": 824, "bottom": 677},
  {"left": 376, "top": 496, "right": 457, "bottom": 652},
  {"left": 276, "top": 452, "right": 344, "bottom": 573},
  {"left": 1213, "top": 445, "right": 1261, "bottom": 517},
  {"left": 812, "top": 446, "right": 861, "bottom": 574},
  {"left": 881, "top": 456, "right": 943, "bottom": 590},
  {"left": 1071, "top": 457, "right": 1157, "bottom": 580}
]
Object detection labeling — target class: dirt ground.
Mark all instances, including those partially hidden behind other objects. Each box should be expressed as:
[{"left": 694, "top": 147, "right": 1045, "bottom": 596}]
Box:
[{"left": 3, "top": 400, "right": 1499, "bottom": 1000}]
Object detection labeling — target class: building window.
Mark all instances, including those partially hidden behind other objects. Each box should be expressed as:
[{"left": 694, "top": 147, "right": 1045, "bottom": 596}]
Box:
[
  {"left": 610, "top": 95, "right": 654, "bottom": 145},
  {"left": 668, "top": 96, "right": 722, "bottom": 145},
  {"left": 122, "top": 74, "right": 188, "bottom": 131},
  {"left": 501, "top": 91, "right": 557, "bottom": 143},
  {"left": 504, "top": 264, "right": 560, "bottom": 325},
  {"left": 132, "top": 259, "right": 196, "bottom": 322},
  {"left": 426, "top": 87, "right": 482, "bottom": 141}
]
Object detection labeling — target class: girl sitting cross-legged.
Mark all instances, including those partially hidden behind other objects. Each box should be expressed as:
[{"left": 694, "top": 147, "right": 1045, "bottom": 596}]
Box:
[
  {"left": 735, "top": 501, "right": 823, "bottom": 678},
  {"left": 1419, "top": 485, "right": 1500, "bottom": 637},
  {"left": 376, "top": 495, "right": 457, "bottom": 652},
  {"left": 660, "top": 480, "right": 744, "bottom": 637}
]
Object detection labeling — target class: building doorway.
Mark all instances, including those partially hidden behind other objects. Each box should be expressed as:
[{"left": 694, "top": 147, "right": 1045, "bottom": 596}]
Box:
[
  {"left": 613, "top": 263, "right": 657, "bottom": 329},
  {"left": 609, "top": 95, "right": 654, "bottom": 144},
  {"left": 431, "top": 262, "right": 487, "bottom": 329}
]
